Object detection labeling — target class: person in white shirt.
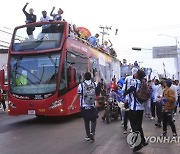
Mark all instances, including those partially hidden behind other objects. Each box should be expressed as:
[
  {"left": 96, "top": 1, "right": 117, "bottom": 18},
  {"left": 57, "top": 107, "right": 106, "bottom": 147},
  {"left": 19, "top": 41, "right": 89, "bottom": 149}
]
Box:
[
  {"left": 69, "top": 72, "right": 98, "bottom": 142},
  {"left": 40, "top": 10, "right": 50, "bottom": 33},
  {"left": 151, "top": 79, "right": 160, "bottom": 120},
  {"left": 171, "top": 80, "right": 178, "bottom": 114},
  {"left": 121, "top": 67, "right": 138, "bottom": 134},
  {"left": 123, "top": 69, "right": 148, "bottom": 152},
  {"left": 154, "top": 79, "right": 166, "bottom": 127},
  {"left": 176, "top": 80, "right": 180, "bottom": 112}
]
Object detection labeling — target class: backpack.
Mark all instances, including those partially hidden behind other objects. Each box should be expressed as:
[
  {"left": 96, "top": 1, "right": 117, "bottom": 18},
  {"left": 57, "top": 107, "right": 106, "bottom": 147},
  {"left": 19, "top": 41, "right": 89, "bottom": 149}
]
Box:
[
  {"left": 82, "top": 81, "right": 96, "bottom": 106},
  {"left": 135, "top": 82, "right": 151, "bottom": 103}
]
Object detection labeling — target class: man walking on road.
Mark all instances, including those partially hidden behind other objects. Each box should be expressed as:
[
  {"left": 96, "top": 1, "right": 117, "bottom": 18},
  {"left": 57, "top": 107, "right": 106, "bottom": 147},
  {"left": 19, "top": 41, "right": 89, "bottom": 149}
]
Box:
[
  {"left": 69, "top": 72, "right": 98, "bottom": 142},
  {"left": 124, "top": 69, "right": 148, "bottom": 152},
  {"left": 161, "top": 79, "right": 177, "bottom": 137}
]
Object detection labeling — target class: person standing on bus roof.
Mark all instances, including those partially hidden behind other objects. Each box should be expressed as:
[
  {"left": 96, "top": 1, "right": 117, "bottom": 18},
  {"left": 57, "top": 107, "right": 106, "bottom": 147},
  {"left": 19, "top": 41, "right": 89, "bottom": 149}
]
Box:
[
  {"left": 22, "top": 3, "right": 36, "bottom": 37},
  {"left": 50, "top": 7, "right": 63, "bottom": 21},
  {"left": 69, "top": 72, "right": 99, "bottom": 142},
  {"left": 22, "top": 3, "right": 36, "bottom": 24},
  {"left": 40, "top": 11, "right": 50, "bottom": 33}
]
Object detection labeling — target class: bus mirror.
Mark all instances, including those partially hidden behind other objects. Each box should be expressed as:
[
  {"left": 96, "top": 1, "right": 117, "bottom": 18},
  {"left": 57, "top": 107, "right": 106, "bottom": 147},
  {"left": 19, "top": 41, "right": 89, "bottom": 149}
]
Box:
[{"left": 0, "top": 69, "right": 5, "bottom": 87}]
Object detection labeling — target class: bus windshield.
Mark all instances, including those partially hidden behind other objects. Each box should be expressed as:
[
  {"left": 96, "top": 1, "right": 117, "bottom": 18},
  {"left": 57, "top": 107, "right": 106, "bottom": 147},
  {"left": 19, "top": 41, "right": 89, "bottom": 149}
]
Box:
[
  {"left": 12, "top": 23, "right": 64, "bottom": 52},
  {"left": 9, "top": 53, "right": 60, "bottom": 95}
]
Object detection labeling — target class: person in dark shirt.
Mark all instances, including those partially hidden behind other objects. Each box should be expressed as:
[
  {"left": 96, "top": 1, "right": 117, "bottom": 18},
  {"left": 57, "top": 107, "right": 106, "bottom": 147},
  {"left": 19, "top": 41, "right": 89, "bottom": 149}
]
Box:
[{"left": 22, "top": 3, "right": 36, "bottom": 37}]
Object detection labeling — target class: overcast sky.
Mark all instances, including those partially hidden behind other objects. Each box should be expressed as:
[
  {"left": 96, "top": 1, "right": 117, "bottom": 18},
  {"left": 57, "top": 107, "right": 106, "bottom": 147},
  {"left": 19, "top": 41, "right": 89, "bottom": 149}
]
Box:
[{"left": 1, "top": 0, "right": 180, "bottom": 77}]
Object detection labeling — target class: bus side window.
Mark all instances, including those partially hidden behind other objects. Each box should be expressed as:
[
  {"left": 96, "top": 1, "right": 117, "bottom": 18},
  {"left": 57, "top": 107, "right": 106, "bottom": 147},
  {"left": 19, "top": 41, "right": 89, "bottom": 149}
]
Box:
[{"left": 67, "top": 66, "right": 77, "bottom": 89}]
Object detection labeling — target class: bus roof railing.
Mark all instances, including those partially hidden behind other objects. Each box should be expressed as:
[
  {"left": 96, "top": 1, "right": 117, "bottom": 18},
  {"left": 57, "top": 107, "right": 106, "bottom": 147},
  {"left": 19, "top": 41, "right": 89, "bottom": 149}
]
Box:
[{"left": 68, "top": 34, "right": 117, "bottom": 58}]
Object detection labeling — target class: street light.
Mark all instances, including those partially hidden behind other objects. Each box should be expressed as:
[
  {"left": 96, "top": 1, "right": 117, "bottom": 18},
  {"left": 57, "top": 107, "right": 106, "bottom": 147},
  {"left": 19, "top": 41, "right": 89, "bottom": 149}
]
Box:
[{"left": 158, "top": 34, "right": 180, "bottom": 80}]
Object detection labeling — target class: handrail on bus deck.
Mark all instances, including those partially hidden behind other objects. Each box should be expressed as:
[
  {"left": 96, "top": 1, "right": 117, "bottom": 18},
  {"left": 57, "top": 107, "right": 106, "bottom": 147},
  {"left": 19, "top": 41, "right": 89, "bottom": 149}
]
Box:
[{"left": 67, "top": 34, "right": 116, "bottom": 58}]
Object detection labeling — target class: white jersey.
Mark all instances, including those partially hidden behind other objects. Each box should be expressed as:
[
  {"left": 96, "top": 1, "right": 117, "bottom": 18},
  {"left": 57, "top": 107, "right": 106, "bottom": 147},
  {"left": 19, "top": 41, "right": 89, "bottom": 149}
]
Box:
[{"left": 123, "top": 75, "right": 144, "bottom": 111}]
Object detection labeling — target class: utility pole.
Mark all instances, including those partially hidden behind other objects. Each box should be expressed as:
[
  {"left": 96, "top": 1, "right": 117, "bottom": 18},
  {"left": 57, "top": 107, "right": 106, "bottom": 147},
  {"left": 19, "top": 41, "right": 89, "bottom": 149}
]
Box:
[{"left": 99, "top": 26, "right": 111, "bottom": 44}]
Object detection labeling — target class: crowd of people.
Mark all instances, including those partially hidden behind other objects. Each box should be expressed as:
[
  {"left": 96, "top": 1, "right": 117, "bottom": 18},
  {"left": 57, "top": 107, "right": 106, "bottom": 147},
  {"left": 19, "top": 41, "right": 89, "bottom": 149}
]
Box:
[
  {"left": 67, "top": 66, "right": 180, "bottom": 152},
  {"left": 120, "top": 68, "right": 179, "bottom": 151},
  {"left": 1, "top": 3, "right": 177, "bottom": 152}
]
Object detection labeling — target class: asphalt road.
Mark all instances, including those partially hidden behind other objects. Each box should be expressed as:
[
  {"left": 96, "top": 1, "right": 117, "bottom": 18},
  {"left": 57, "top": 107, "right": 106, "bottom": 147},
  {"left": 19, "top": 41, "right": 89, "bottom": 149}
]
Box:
[{"left": 0, "top": 109, "right": 180, "bottom": 154}]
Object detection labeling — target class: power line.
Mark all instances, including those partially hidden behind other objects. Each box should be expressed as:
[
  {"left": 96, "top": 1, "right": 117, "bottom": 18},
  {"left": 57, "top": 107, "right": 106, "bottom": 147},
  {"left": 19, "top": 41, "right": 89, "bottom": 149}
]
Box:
[
  {"left": 0, "top": 44, "right": 9, "bottom": 48},
  {"left": 0, "top": 26, "right": 13, "bottom": 30},
  {"left": 0, "top": 29, "right": 13, "bottom": 35}
]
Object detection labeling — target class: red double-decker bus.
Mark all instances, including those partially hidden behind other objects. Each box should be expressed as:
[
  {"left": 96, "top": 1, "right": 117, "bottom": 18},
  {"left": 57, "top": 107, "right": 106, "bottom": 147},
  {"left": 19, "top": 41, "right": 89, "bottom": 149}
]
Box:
[{"left": 0, "top": 21, "right": 121, "bottom": 116}]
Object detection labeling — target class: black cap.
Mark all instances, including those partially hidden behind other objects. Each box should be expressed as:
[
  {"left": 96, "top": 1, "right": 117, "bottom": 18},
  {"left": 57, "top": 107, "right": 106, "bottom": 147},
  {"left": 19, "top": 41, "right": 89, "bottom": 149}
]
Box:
[{"left": 166, "top": 79, "right": 172, "bottom": 87}]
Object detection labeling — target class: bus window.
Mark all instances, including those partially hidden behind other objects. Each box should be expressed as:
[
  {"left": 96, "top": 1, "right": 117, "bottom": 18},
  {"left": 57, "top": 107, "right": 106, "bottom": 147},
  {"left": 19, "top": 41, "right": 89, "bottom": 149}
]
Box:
[
  {"left": 12, "top": 23, "right": 64, "bottom": 52},
  {"left": 9, "top": 53, "right": 60, "bottom": 95},
  {"left": 66, "top": 51, "right": 88, "bottom": 88},
  {"left": 59, "top": 64, "right": 67, "bottom": 91},
  {"left": 67, "top": 66, "right": 77, "bottom": 89}
]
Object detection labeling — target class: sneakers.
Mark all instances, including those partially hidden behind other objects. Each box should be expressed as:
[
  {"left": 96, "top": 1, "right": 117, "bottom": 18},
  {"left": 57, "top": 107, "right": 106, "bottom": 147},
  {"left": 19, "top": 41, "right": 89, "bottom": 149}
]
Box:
[
  {"left": 143, "top": 141, "right": 148, "bottom": 147},
  {"left": 173, "top": 133, "right": 177, "bottom": 137},
  {"left": 85, "top": 136, "right": 91, "bottom": 141},
  {"left": 129, "top": 128, "right": 132, "bottom": 133},
  {"left": 155, "top": 123, "right": 161, "bottom": 128},
  {"left": 160, "top": 131, "right": 167, "bottom": 137},
  {"left": 85, "top": 133, "right": 95, "bottom": 142},
  {"left": 150, "top": 117, "right": 155, "bottom": 120},
  {"left": 89, "top": 133, "right": 95, "bottom": 142},
  {"left": 123, "top": 130, "right": 127, "bottom": 134},
  {"left": 102, "top": 117, "right": 105, "bottom": 121}
]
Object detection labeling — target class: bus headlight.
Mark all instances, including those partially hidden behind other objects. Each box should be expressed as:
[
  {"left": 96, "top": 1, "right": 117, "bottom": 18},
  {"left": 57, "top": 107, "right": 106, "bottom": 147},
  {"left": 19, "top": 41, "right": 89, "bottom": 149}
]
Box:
[
  {"left": 49, "top": 99, "right": 63, "bottom": 109},
  {"left": 8, "top": 101, "right": 17, "bottom": 109}
]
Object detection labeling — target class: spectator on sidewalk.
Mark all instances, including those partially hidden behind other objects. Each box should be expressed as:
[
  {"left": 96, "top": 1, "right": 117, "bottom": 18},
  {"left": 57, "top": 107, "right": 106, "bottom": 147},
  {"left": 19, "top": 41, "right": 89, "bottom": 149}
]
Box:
[
  {"left": 144, "top": 80, "right": 152, "bottom": 118},
  {"left": 155, "top": 79, "right": 166, "bottom": 128},
  {"left": 176, "top": 80, "right": 180, "bottom": 112},
  {"left": 171, "top": 80, "right": 178, "bottom": 114},
  {"left": 161, "top": 79, "right": 177, "bottom": 137},
  {"left": 0, "top": 88, "right": 6, "bottom": 111},
  {"left": 151, "top": 79, "right": 160, "bottom": 120}
]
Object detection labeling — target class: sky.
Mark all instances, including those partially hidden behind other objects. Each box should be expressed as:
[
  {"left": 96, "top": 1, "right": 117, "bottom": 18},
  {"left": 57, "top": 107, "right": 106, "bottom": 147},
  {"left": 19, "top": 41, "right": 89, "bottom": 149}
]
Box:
[{"left": 1, "top": 0, "right": 180, "bottom": 78}]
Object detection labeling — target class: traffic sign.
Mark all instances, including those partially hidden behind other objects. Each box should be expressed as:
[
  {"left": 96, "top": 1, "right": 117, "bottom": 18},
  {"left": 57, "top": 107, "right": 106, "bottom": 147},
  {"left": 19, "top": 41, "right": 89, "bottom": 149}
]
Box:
[{"left": 153, "top": 46, "right": 177, "bottom": 58}]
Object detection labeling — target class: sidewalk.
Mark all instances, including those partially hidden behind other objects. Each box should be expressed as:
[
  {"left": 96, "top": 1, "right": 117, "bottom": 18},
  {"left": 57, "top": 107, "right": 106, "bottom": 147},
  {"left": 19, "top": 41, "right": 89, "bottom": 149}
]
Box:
[{"left": 130, "top": 112, "right": 180, "bottom": 153}]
